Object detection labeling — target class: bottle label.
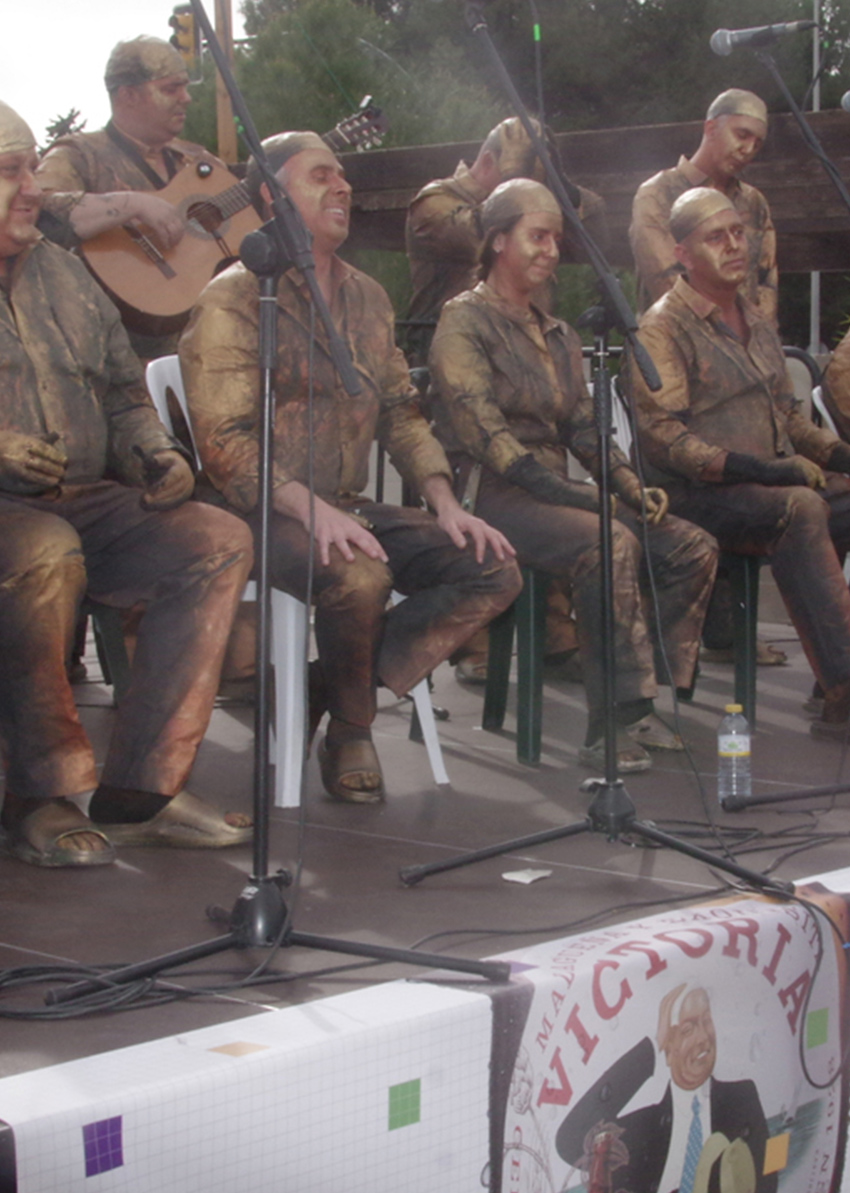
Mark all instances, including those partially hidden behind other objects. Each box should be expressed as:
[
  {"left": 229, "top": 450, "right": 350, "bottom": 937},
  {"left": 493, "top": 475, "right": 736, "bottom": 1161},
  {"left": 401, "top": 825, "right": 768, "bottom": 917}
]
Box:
[{"left": 718, "top": 734, "right": 750, "bottom": 758}]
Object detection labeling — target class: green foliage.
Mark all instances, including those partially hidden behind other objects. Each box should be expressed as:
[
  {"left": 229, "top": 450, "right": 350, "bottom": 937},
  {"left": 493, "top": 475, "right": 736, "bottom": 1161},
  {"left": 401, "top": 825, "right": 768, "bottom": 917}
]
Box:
[
  {"left": 477, "top": 0, "right": 849, "bottom": 131},
  {"left": 193, "top": 0, "right": 849, "bottom": 149},
  {"left": 43, "top": 109, "right": 86, "bottom": 149},
  {"left": 189, "top": 0, "right": 504, "bottom": 152}
]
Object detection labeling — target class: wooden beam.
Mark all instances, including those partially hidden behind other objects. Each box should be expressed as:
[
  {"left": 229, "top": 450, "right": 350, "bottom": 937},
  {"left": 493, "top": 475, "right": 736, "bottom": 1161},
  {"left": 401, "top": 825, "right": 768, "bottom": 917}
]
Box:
[{"left": 341, "top": 110, "right": 850, "bottom": 274}]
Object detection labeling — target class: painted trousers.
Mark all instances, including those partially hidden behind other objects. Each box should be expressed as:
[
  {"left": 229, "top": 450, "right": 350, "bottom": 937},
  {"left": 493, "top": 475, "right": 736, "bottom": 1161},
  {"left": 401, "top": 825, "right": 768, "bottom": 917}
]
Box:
[
  {"left": 667, "top": 477, "right": 850, "bottom": 692},
  {"left": 466, "top": 467, "right": 718, "bottom": 714},
  {"left": 0, "top": 482, "right": 253, "bottom": 801},
  {"left": 253, "top": 499, "right": 522, "bottom": 730}
]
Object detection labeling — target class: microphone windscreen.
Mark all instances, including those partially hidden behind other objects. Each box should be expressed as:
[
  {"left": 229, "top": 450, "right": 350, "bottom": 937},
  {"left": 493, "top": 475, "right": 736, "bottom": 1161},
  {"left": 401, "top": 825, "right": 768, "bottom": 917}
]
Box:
[
  {"left": 842, "top": 91, "right": 850, "bottom": 114},
  {"left": 709, "top": 28, "right": 732, "bottom": 56}
]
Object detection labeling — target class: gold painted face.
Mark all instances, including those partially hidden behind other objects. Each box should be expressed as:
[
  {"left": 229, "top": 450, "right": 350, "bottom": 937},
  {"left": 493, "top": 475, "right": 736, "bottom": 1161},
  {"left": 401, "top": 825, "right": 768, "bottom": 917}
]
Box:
[
  {"left": 278, "top": 146, "right": 352, "bottom": 255},
  {"left": 665, "top": 988, "right": 717, "bottom": 1091},
  {"left": 677, "top": 207, "right": 749, "bottom": 293},
  {"left": 705, "top": 113, "right": 766, "bottom": 182},
  {"left": 124, "top": 71, "right": 192, "bottom": 144},
  {"left": 0, "top": 148, "right": 41, "bottom": 259},
  {"left": 492, "top": 209, "right": 563, "bottom": 296}
]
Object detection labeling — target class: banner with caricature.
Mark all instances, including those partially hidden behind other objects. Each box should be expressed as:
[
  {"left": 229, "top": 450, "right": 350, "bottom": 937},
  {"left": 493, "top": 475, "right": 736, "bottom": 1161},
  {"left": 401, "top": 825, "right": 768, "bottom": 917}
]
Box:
[{"left": 492, "top": 886, "right": 848, "bottom": 1193}]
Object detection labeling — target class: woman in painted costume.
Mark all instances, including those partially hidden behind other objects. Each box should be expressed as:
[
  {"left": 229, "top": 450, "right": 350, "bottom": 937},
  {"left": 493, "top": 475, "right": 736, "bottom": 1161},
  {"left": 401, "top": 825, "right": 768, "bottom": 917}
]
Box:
[{"left": 429, "top": 177, "right": 718, "bottom": 771}]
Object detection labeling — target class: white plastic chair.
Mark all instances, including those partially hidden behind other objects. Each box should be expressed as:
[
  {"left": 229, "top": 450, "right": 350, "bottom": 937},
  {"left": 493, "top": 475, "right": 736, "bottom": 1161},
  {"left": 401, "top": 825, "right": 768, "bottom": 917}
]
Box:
[
  {"left": 811, "top": 384, "right": 839, "bottom": 436},
  {"left": 145, "top": 356, "right": 449, "bottom": 803}
]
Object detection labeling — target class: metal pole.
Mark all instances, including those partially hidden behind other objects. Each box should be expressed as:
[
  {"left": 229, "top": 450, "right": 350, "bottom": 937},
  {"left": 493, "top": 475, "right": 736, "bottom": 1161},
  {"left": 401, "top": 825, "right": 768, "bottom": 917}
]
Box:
[
  {"left": 214, "top": 0, "right": 238, "bottom": 163},
  {"left": 809, "top": 0, "right": 821, "bottom": 356}
]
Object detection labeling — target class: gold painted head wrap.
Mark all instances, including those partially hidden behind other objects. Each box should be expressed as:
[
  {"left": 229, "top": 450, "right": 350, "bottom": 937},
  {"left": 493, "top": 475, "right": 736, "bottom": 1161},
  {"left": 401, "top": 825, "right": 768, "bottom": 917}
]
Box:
[
  {"left": 481, "top": 177, "right": 561, "bottom": 239},
  {"left": 0, "top": 101, "right": 35, "bottom": 156},
  {"left": 669, "top": 187, "right": 735, "bottom": 243},
  {"left": 245, "top": 131, "right": 330, "bottom": 212},
  {"left": 481, "top": 116, "right": 547, "bottom": 182},
  {"left": 105, "top": 36, "right": 187, "bottom": 93},
  {"left": 706, "top": 88, "right": 768, "bottom": 127}
]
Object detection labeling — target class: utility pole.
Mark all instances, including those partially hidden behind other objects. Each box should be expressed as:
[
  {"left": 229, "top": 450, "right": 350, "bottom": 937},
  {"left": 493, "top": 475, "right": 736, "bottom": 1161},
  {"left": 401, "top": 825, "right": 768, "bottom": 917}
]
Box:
[{"left": 214, "top": 0, "right": 238, "bottom": 163}]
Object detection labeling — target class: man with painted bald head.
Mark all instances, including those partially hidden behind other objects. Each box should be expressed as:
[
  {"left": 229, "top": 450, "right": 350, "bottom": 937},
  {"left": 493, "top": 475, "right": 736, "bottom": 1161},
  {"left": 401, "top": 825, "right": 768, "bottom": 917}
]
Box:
[
  {"left": 0, "top": 101, "right": 254, "bottom": 867},
  {"left": 630, "top": 89, "right": 776, "bottom": 324},
  {"left": 630, "top": 187, "right": 850, "bottom": 738},
  {"left": 35, "top": 35, "right": 219, "bottom": 361},
  {"left": 179, "top": 131, "right": 521, "bottom": 803}
]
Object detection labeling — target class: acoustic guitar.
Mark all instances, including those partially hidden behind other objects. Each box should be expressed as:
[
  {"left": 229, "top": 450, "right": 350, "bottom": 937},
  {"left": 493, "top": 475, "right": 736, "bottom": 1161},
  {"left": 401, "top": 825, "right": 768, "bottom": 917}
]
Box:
[{"left": 81, "top": 103, "right": 388, "bottom": 333}]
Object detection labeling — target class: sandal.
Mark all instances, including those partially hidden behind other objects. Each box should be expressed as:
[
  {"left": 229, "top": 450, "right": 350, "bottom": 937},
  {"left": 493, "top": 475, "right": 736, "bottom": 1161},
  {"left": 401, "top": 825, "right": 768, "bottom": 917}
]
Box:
[
  {"left": 91, "top": 790, "right": 252, "bottom": 848},
  {"left": 578, "top": 730, "right": 652, "bottom": 774},
  {"left": 454, "top": 654, "right": 489, "bottom": 685},
  {"left": 2, "top": 797, "right": 115, "bottom": 868},
  {"left": 318, "top": 734, "right": 384, "bottom": 803},
  {"left": 625, "top": 713, "right": 684, "bottom": 751},
  {"left": 701, "top": 640, "right": 787, "bottom": 666}
]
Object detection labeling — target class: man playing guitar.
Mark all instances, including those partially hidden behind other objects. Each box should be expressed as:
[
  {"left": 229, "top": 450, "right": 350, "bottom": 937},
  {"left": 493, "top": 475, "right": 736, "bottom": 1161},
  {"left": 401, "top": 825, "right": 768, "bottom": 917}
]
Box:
[{"left": 36, "top": 35, "right": 227, "bottom": 362}]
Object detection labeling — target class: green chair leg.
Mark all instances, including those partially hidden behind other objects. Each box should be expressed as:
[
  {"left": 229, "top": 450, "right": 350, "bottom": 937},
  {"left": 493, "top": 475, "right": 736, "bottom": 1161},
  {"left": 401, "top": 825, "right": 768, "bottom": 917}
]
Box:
[
  {"left": 724, "top": 552, "right": 760, "bottom": 729},
  {"left": 482, "top": 566, "right": 548, "bottom": 766},
  {"left": 515, "top": 568, "right": 548, "bottom": 765},
  {"left": 482, "top": 601, "right": 516, "bottom": 732}
]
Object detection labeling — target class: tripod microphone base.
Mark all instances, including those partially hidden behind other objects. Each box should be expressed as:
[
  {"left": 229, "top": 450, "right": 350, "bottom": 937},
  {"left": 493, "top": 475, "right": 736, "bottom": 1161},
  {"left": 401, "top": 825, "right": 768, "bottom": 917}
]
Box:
[
  {"left": 583, "top": 776, "right": 636, "bottom": 839},
  {"left": 228, "top": 871, "right": 292, "bottom": 947},
  {"left": 46, "top": 869, "right": 509, "bottom": 1006},
  {"left": 399, "top": 776, "right": 795, "bottom": 900}
]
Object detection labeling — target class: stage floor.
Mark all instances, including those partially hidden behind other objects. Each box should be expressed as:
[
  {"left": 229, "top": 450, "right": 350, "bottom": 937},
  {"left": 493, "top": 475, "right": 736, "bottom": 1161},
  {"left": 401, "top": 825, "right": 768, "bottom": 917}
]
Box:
[{"left": 3, "top": 576, "right": 850, "bottom": 1080}]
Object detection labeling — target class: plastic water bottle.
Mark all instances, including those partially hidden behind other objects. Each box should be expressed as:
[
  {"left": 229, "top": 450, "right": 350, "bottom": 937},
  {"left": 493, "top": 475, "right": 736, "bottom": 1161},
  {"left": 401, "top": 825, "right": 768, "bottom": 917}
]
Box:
[{"left": 717, "top": 703, "right": 751, "bottom": 806}]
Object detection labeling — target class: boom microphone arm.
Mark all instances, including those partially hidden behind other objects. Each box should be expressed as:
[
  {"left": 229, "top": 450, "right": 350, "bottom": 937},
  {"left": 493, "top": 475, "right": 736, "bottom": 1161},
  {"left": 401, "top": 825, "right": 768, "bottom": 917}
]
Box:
[
  {"left": 462, "top": 0, "right": 661, "bottom": 394},
  {"left": 753, "top": 48, "right": 850, "bottom": 218}
]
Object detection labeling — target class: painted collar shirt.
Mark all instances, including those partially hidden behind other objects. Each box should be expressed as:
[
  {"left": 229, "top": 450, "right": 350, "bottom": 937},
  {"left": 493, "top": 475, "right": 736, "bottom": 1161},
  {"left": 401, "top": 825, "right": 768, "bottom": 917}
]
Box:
[
  {"left": 0, "top": 238, "right": 176, "bottom": 491},
  {"left": 630, "top": 276, "right": 838, "bottom": 487},
  {"left": 405, "top": 160, "right": 492, "bottom": 331},
  {"left": 430, "top": 280, "right": 633, "bottom": 484},
  {"left": 34, "top": 126, "right": 218, "bottom": 235},
  {"left": 179, "top": 256, "right": 451, "bottom": 513}
]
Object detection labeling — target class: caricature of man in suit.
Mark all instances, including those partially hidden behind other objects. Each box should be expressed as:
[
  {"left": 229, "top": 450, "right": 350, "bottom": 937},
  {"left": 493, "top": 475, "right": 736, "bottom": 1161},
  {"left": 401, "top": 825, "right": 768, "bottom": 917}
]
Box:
[{"left": 557, "top": 982, "right": 776, "bottom": 1193}]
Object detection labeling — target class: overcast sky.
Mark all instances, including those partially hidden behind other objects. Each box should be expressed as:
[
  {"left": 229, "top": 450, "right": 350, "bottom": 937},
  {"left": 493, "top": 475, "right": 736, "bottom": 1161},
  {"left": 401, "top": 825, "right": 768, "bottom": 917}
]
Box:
[{"left": 5, "top": 0, "right": 245, "bottom": 144}]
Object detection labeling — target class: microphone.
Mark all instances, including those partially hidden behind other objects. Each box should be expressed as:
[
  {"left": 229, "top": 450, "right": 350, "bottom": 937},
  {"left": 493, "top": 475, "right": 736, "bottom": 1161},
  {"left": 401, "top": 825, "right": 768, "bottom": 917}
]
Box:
[
  {"left": 710, "top": 20, "right": 817, "bottom": 56},
  {"left": 842, "top": 91, "right": 850, "bottom": 114}
]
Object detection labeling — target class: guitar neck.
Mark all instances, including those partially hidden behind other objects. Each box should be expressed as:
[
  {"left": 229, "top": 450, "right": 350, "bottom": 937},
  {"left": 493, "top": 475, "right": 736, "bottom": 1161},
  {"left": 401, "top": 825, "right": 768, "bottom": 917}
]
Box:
[{"left": 213, "top": 179, "right": 253, "bottom": 221}]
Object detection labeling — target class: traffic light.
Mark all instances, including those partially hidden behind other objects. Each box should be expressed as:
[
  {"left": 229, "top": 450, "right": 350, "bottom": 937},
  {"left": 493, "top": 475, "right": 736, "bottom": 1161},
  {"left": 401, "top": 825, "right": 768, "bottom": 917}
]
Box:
[{"left": 169, "top": 5, "right": 201, "bottom": 68}]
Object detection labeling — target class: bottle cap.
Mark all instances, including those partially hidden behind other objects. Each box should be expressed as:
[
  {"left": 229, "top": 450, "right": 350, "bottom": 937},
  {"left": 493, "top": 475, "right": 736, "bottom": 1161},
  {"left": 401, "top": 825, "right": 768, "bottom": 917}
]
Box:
[{"left": 724, "top": 703, "right": 743, "bottom": 713}]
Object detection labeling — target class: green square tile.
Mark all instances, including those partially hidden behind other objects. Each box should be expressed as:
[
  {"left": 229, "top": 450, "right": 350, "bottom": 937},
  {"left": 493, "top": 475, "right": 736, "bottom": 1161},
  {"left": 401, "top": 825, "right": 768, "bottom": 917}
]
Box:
[
  {"left": 388, "top": 1078, "right": 421, "bottom": 1130},
  {"left": 806, "top": 1007, "right": 829, "bottom": 1049}
]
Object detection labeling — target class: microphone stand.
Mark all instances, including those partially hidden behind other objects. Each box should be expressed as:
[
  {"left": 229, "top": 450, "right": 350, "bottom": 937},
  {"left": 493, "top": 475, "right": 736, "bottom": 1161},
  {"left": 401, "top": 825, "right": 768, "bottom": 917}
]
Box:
[
  {"left": 399, "top": 0, "right": 792, "bottom": 899},
  {"left": 47, "top": 0, "right": 510, "bottom": 1008},
  {"left": 753, "top": 49, "right": 850, "bottom": 217}
]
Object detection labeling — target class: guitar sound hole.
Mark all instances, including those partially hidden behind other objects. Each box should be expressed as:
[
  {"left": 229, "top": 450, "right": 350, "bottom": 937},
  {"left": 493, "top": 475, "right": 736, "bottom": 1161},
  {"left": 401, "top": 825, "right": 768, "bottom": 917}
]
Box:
[{"left": 187, "top": 201, "right": 223, "bottom": 235}]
